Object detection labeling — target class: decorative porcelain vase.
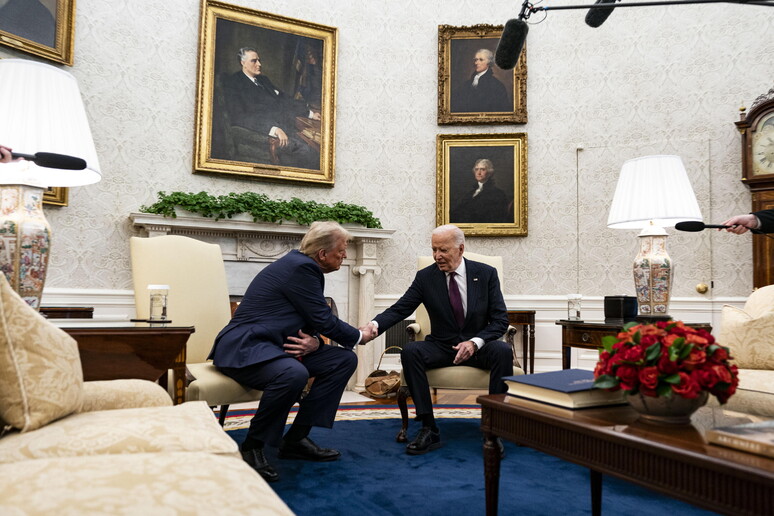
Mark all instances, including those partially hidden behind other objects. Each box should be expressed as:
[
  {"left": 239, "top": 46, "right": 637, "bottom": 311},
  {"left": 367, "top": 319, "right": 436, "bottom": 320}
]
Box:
[
  {"left": 632, "top": 225, "right": 672, "bottom": 318},
  {"left": 0, "top": 184, "right": 51, "bottom": 309},
  {"left": 627, "top": 391, "right": 709, "bottom": 425}
]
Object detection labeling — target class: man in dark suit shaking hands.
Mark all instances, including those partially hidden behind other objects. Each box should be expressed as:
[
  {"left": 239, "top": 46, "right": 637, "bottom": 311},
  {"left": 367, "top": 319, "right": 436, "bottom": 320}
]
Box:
[
  {"left": 371, "top": 225, "right": 511, "bottom": 454},
  {"left": 209, "top": 221, "right": 377, "bottom": 482}
]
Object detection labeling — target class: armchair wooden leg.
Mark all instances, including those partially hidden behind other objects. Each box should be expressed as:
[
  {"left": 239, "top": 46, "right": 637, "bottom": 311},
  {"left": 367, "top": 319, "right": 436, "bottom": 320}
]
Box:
[
  {"left": 218, "top": 404, "right": 230, "bottom": 427},
  {"left": 396, "top": 387, "right": 410, "bottom": 442}
]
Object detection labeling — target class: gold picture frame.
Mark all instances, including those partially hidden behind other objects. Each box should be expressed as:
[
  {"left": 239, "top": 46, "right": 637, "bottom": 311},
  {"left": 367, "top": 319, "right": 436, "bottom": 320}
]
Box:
[
  {"left": 437, "top": 24, "right": 527, "bottom": 125},
  {"left": 194, "top": 0, "right": 338, "bottom": 185},
  {"left": 43, "top": 186, "right": 68, "bottom": 206},
  {"left": 0, "top": 0, "right": 75, "bottom": 66},
  {"left": 437, "top": 133, "right": 528, "bottom": 237}
]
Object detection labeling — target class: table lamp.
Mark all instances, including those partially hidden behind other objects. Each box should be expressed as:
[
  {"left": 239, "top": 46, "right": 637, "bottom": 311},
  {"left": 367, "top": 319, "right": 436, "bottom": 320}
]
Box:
[
  {"left": 606, "top": 155, "right": 702, "bottom": 320},
  {"left": 0, "top": 58, "right": 101, "bottom": 309}
]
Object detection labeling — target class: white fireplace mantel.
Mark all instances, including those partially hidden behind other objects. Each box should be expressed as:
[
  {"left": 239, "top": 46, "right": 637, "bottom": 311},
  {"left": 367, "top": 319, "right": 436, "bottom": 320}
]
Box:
[{"left": 129, "top": 212, "right": 395, "bottom": 386}]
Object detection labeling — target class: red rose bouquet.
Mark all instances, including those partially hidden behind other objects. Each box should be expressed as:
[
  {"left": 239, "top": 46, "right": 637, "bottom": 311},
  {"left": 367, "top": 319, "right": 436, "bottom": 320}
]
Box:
[{"left": 593, "top": 320, "right": 739, "bottom": 404}]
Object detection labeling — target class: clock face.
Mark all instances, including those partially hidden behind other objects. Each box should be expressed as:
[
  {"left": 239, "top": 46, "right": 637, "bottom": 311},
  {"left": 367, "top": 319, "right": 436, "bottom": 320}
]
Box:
[{"left": 752, "top": 110, "right": 774, "bottom": 176}]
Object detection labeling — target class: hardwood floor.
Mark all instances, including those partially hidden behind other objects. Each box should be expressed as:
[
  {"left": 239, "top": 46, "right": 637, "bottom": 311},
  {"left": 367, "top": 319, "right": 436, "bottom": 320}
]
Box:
[{"left": 345, "top": 389, "right": 487, "bottom": 406}]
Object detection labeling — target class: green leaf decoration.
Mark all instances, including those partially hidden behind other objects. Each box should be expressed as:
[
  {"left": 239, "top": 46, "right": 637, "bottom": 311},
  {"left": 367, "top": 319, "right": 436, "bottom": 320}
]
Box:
[
  {"left": 663, "top": 373, "right": 681, "bottom": 385},
  {"left": 656, "top": 384, "right": 673, "bottom": 397},
  {"left": 645, "top": 342, "right": 661, "bottom": 361},
  {"left": 140, "top": 191, "right": 382, "bottom": 229},
  {"left": 601, "top": 335, "right": 618, "bottom": 352},
  {"left": 593, "top": 375, "right": 619, "bottom": 389},
  {"left": 623, "top": 321, "right": 638, "bottom": 331}
]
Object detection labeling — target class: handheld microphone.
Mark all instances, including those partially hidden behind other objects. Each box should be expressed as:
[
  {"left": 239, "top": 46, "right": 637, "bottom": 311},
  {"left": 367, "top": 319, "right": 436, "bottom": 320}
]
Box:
[
  {"left": 10, "top": 152, "right": 87, "bottom": 170},
  {"left": 674, "top": 221, "right": 731, "bottom": 232},
  {"left": 585, "top": 0, "right": 620, "bottom": 28}
]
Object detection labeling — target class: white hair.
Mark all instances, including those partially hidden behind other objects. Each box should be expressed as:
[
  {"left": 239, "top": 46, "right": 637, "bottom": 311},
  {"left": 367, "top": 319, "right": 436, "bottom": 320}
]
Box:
[{"left": 432, "top": 224, "right": 465, "bottom": 246}]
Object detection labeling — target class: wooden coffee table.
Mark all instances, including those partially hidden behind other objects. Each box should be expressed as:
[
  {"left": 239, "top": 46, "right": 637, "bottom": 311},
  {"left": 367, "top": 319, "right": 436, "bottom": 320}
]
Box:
[{"left": 478, "top": 393, "right": 774, "bottom": 516}]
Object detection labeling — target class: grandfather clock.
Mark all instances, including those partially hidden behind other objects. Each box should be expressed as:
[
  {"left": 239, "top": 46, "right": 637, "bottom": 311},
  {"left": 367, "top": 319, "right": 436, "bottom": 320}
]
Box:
[{"left": 736, "top": 86, "right": 774, "bottom": 288}]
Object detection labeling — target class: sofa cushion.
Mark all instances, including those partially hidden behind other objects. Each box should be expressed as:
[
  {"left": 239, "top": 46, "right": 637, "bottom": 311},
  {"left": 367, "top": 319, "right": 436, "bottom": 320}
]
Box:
[
  {"left": 719, "top": 304, "right": 774, "bottom": 370},
  {"left": 0, "top": 452, "right": 294, "bottom": 515},
  {"left": 78, "top": 379, "right": 173, "bottom": 413},
  {"left": 0, "top": 275, "right": 83, "bottom": 432},
  {"left": 0, "top": 400, "right": 238, "bottom": 464}
]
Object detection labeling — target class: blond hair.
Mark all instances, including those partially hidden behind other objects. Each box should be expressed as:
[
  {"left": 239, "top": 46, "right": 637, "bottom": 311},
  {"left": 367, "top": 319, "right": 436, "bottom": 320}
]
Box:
[{"left": 299, "top": 221, "right": 351, "bottom": 257}]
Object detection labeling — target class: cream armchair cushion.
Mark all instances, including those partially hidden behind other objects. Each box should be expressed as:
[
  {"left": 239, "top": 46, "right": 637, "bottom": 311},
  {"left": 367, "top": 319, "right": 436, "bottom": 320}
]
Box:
[
  {"left": 0, "top": 275, "right": 83, "bottom": 432},
  {"left": 719, "top": 285, "right": 774, "bottom": 370}
]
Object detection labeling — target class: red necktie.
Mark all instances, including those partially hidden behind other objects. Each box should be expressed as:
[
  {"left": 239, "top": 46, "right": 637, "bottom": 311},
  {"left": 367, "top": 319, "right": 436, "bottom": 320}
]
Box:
[{"left": 448, "top": 272, "right": 465, "bottom": 328}]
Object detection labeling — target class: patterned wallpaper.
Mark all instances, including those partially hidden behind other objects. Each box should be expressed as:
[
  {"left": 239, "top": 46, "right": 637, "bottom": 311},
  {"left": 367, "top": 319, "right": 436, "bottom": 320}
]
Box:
[{"left": 1, "top": 0, "right": 773, "bottom": 301}]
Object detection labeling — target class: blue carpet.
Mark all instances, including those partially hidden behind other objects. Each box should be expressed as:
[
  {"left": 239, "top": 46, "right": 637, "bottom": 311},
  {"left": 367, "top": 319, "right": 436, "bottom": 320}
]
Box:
[{"left": 227, "top": 417, "right": 719, "bottom": 516}]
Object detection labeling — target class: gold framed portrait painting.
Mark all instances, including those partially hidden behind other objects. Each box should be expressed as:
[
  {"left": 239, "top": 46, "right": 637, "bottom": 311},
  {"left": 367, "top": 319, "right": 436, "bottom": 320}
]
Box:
[
  {"left": 194, "top": 0, "right": 338, "bottom": 185},
  {"left": 42, "top": 186, "right": 67, "bottom": 206},
  {"left": 437, "top": 133, "right": 528, "bottom": 237},
  {"left": 0, "top": 0, "right": 75, "bottom": 66},
  {"left": 438, "top": 24, "right": 527, "bottom": 125}
]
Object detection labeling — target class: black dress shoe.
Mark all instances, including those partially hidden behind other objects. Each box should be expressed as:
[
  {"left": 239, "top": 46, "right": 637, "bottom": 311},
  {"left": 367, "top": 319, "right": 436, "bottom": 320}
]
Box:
[
  {"left": 241, "top": 448, "right": 279, "bottom": 482},
  {"left": 406, "top": 427, "right": 441, "bottom": 455},
  {"left": 278, "top": 437, "right": 341, "bottom": 462}
]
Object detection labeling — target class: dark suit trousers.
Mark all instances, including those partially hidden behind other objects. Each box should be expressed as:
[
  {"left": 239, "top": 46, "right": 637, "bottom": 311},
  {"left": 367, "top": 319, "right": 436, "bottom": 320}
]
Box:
[
  {"left": 218, "top": 345, "right": 357, "bottom": 448},
  {"left": 401, "top": 339, "right": 512, "bottom": 417}
]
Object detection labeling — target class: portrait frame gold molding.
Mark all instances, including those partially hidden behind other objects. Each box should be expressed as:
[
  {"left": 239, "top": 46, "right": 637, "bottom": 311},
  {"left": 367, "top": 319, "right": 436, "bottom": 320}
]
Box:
[
  {"left": 0, "top": 0, "right": 75, "bottom": 66},
  {"left": 43, "top": 186, "right": 68, "bottom": 207},
  {"left": 437, "top": 24, "right": 527, "bottom": 125},
  {"left": 437, "top": 133, "right": 528, "bottom": 237},
  {"left": 194, "top": 0, "right": 338, "bottom": 185}
]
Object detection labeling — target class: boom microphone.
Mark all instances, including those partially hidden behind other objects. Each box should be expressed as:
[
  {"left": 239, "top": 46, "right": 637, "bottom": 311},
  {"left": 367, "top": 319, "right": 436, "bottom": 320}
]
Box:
[
  {"left": 674, "top": 221, "right": 731, "bottom": 232},
  {"left": 585, "top": 0, "right": 620, "bottom": 28},
  {"left": 495, "top": 18, "right": 529, "bottom": 70},
  {"left": 10, "top": 152, "right": 87, "bottom": 170}
]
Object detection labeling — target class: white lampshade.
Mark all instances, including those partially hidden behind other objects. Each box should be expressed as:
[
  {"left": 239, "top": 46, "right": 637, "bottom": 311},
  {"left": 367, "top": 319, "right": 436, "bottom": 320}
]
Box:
[
  {"left": 607, "top": 155, "right": 702, "bottom": 229},
  {"left": 0, "top": 59, "right": 101, "bottom": 187}
]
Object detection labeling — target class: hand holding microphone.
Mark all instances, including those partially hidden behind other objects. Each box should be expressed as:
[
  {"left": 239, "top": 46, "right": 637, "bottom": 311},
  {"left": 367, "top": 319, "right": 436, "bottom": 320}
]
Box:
[{"left": 719, "top": 214, "right": 760, "bottom": 234}]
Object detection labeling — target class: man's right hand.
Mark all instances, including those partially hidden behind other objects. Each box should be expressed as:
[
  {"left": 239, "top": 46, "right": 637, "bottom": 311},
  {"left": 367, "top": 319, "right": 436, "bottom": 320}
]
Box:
[
  {"left": 720, "top": 214, "right": 758, "bottom": 234},
  {"left": 358, "top": 322, "right": 378, "bottom": 344},
  {"left": 0, "top": 145, "right": 13, "bottom": 163},
  {"left": 274, "top": 128, "right": 289, "bottom": 147}
]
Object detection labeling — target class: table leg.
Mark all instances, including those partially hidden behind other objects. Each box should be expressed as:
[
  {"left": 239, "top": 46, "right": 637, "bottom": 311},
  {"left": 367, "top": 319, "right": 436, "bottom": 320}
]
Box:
[
  {"left": 528, "top": 323, "right": 535, "bottom": 374},
  {"left": 172, "top": 348, "right": 187, "bottom": 405},
  {"left": 590, "top": 469, "right": 602, "bottom": 516},
  {"left": 521, "top": 328, "right": 528, "bottom": 373},
  {"left": 562, "top": 345, "right": 571, "bottom": 370},
  {"left": 483, "top": 433, "right": 501, "bottom": 516}
]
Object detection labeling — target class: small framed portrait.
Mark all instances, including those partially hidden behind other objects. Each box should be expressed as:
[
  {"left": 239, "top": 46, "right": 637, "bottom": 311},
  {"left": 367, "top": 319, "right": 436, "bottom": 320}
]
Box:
[
  {"left": 437, "top": 133, "right": 528, "bottom": 237},
  {"left": 194, "top": 0, "right": 338, "bottom": 185},
  {"left": 0, "top": 0, "right": 75, "bottom": 66},
  {"left": 43, "top": 186, "right": 67, "bottom": 206},
  {"left": 437, "top": 24, "right": 527, "bottom": 125}
]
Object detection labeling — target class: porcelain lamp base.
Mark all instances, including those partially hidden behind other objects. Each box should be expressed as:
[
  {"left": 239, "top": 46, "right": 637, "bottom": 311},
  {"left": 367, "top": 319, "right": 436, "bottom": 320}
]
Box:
[{"left": 0, "top": 184, "right": 51, "bottom": 309}]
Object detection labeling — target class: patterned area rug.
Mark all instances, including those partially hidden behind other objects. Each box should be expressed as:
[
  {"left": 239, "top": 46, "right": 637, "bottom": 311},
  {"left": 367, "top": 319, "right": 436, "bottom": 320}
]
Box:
[{"left": 219, "top": 404, "right": 481, "bottom": 431}]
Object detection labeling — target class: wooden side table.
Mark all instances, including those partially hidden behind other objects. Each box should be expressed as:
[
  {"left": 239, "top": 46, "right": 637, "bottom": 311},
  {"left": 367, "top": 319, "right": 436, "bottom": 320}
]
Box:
[
  {"left": 59, "top": 323, "right": 195, "bottom": 405},
  {"left": 507, "top": 310, "right": 536, "bottom": 374},
  {"left": 555, "top": 320, "right": 712, "bottom": 370}
]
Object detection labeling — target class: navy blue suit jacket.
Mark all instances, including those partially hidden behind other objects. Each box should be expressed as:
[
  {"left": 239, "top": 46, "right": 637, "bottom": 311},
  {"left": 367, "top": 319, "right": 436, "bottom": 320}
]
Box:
[
  {"left": 374, "top": 258, "right": 508, "bottom": 345},
  {"left": 208, "top": 250, "right": 361, "bottom": 369},
  {"left": 755, "top": 209, "right": 774, "bottom": 233}
]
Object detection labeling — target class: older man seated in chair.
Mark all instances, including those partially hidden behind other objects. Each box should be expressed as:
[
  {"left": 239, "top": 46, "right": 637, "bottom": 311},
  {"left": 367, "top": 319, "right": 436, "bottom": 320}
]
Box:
[{"left": 369, "top": 224, "right": 511, "bottom": 454}]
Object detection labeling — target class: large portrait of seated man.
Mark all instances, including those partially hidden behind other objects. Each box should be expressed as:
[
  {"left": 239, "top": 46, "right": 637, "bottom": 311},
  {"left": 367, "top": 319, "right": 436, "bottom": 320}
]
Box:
[{"left": 194, "top": 2, "right": 338, "bottom": 185}]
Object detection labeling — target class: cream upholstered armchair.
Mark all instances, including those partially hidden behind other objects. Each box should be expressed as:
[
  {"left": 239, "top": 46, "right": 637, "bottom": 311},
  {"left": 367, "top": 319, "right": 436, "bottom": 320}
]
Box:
[
  {"left": 717, "top": 285, "right": 774, "bottom": 416},
  {"left": 130, "top": 236, "right": 262, "bottom": 425},
  {"left": 395, "top": 253, "right": 525, "bottom": 442}
]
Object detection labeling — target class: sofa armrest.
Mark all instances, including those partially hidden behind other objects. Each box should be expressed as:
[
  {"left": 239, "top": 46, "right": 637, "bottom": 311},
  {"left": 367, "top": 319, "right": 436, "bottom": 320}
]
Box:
[{"left": 78, "top": 380, "right": 173, "bottom": 413}]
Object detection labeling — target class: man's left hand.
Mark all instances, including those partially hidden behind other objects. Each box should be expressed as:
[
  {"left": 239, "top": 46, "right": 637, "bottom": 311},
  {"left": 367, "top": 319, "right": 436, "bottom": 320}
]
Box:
[
  {"left": 284, "top": 329, "right": 320, "bottom": 357},
  {"left": 452, "top": 340, "right": 477, "bottom": 365}
]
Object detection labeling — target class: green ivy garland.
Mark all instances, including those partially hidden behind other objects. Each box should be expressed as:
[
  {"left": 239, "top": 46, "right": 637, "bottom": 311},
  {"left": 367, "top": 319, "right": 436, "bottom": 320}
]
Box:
[{"left": 140, "top": 191, "right": 382, "bottom": 229}]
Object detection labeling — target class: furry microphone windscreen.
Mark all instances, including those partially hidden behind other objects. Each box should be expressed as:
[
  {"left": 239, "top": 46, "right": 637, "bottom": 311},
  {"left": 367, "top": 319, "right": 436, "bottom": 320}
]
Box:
[
  {"left": 494, "top": 18, "right": 528, "bottom": 70},
  {"left": 585, "top": 0, "right": 619, "bottom": 28}
]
